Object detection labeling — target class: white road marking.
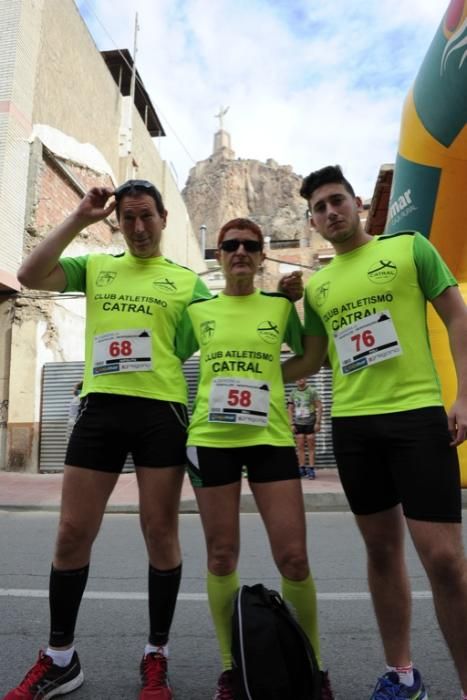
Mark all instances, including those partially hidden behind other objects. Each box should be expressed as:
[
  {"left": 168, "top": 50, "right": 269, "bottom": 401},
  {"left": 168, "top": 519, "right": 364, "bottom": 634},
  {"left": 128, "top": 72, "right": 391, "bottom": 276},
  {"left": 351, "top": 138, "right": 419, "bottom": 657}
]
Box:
[{"left": 0, "top": 589, "right": 433, "bottom": 601}]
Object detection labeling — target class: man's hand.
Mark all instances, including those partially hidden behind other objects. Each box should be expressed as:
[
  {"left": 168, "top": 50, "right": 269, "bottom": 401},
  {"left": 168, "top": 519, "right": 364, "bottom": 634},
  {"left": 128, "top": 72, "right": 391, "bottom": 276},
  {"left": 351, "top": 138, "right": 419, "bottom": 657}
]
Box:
[
  {"left": 447, "top": 397, "right": 467, "bottom": 446},
  {"left": 278, "top": 270, "right": 303, "bottom": 302},
  {"left": 75, "top": 187, "right": 117, "bottom": 226}
]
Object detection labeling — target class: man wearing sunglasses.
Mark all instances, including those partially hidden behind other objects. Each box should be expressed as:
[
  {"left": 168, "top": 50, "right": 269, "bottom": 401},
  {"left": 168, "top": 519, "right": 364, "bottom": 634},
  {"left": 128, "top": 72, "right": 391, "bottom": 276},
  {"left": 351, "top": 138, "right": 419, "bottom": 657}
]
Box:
[
  {"left": 6, "top": 180, "right": 210, "bottom": 700},
  {"left": 175, "top": 218, "right": 334, "bottom": 700}
]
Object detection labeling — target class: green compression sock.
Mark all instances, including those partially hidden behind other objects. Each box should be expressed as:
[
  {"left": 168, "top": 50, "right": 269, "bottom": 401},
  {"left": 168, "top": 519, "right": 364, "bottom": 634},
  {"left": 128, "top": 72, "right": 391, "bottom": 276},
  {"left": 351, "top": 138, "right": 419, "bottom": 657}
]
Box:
[
  {"left": 207, "top": 570, "right": 240, "bottom": 671},
  {"left": 281, "top": 573, "right": 321, "bottom": 667}
]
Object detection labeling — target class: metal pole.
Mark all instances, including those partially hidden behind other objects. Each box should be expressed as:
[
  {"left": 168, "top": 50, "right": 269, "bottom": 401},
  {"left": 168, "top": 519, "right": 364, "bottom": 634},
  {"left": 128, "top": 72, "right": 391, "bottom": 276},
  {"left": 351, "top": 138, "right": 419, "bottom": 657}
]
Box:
[
  {"left": 126, "top": 12, "right": 139, "bottom": 179},
  {"left": 199, "top": 224, "right": 207, "bottom": 258}
]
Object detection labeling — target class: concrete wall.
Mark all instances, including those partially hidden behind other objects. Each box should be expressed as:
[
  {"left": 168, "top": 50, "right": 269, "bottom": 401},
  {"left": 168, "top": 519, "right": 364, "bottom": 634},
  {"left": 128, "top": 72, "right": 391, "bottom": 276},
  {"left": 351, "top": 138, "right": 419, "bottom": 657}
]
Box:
[
  {"left": 33, "top": 0, "right": 121, "bottom": 177},
  {"left": 0, "top": 0, "right": 43, "bottom": 286},
  {"left": 2, "top": 0, "right": 205, "bottom": 471}
]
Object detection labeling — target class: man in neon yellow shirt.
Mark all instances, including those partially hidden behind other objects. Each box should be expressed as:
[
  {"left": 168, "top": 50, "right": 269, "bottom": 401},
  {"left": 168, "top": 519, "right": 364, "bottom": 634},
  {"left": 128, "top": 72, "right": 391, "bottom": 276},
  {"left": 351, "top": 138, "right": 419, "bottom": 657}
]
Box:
[
  {"left": 283, "top": 165, "right": 467, "bottom": 700},
  {"left": 6, "top": 181, "right": 209, "bottom": 700}
]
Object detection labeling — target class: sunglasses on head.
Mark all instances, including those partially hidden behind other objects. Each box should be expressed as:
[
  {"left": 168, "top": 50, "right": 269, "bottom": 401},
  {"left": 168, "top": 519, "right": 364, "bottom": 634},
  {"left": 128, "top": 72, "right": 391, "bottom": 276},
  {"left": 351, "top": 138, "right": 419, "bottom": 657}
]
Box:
[
  {"left": 219, "top": 238, "right": 263, "bottom": 253},
  {"left": 114, "top": 179, "right": 156, "bottom": 199}
]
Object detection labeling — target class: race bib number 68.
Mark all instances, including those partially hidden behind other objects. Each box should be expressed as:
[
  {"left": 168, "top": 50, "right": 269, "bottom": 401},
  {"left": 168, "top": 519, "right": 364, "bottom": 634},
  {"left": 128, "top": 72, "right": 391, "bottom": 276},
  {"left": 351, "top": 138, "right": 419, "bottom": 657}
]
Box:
[{"left": 93, "top": 329, "right": 152, "bottom": 375}]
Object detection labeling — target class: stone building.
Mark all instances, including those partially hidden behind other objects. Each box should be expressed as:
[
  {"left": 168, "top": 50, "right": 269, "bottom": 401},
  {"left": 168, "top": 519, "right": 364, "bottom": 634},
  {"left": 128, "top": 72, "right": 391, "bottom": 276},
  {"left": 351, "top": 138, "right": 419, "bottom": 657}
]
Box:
[
  {"left": 182, "top": 119, "right": 370, "bottom": 304},
  {"left": 183, "top": 118, "right": 313, "bottom": 253},
  {"left": 0, "top": 0, "right": 206, "bottom": 472}
]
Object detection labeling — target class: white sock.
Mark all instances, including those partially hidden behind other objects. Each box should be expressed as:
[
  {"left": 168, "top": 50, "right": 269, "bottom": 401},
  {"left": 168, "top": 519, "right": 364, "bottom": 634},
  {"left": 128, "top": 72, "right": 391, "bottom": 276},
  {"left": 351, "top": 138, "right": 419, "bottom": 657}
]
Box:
[
  {"left": 144, "top": 643, "right": 169, "bottom": 658},
  {"left": 46, "top": 646, "right": 75, "bottom": 667},
  {"left": 386, "top": 663, "right": 414, "bottom": 687}
]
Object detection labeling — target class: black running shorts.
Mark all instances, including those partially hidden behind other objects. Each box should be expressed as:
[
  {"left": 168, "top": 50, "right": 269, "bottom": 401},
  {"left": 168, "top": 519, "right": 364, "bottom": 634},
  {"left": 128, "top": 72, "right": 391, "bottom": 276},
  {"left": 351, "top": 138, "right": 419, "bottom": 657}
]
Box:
[
  {"left": 294, "top": 416, "right": 317, "bottom": 435},
  {"left": 66, "top": 393, "right": 188, "bottom": 472},
  {"left": 186, "top": 445, "right": 299, "bottom": 487},
  {"left": 332, "top": 406, "right": 461, "bottom": 522}
]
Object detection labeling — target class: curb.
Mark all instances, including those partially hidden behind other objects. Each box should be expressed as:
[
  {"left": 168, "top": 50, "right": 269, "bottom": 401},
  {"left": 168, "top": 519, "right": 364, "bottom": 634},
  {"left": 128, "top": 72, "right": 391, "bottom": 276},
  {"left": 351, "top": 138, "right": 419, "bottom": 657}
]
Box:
[
  {"left": 1, "top": 491, "right": 466, "bottom": 515},
  {"left": 0, "top": 493, "right": 351, "bottom": 514}
]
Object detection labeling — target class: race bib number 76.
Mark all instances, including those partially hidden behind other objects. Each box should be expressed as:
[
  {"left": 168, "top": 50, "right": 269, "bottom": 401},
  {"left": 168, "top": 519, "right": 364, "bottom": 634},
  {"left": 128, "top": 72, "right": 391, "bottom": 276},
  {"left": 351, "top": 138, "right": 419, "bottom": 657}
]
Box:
[{"left": 334, "top": 310, "right": 402, "bottom": 375}]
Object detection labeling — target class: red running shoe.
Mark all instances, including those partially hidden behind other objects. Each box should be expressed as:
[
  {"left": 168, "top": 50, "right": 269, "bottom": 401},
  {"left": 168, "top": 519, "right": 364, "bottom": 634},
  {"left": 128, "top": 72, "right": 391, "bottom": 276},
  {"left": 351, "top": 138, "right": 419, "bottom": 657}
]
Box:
[
  {"left": 139, "top": 652, "right": 173, "bottom": 700},
  {"left": 2, "top": 650, "right": 83, "bottom": 699},
  {"left": 212, "top": 670, "right": 234, "bottom": 700},
  {"left": 320, "top": 670, "right": 335, "bottom": 700}
]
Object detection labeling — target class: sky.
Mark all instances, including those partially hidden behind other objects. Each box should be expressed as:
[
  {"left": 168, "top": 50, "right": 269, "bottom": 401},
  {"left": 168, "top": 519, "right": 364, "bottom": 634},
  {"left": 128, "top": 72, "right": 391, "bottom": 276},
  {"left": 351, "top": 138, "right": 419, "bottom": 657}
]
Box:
[{"left": 75, "top": 0, "right": 451, "bottom": 199}]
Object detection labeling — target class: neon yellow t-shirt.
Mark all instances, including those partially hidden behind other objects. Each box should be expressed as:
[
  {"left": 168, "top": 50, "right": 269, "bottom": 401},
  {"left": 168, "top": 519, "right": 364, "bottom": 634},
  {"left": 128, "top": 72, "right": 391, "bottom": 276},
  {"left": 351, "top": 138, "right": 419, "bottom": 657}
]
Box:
[
  {"left": 175, "top": 290, "right": 304, "bottom": 447},
  {"left": 60, "top": 252, "right": 210, "bottom": 404},
  {"left": 304, "top": 232, "right": 457, "bottom": 416}
]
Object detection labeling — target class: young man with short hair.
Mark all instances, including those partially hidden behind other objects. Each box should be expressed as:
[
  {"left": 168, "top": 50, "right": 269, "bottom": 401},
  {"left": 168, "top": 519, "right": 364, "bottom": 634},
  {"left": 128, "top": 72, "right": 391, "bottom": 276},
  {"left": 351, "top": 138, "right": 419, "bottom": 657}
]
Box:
[{"left": 283, "top": 165, "right": 467, "bottom": 700}]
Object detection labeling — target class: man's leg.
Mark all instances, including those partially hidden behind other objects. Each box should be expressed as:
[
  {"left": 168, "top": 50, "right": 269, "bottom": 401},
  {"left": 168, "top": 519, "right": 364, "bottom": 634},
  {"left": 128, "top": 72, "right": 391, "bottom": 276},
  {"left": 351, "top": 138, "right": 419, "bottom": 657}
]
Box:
[
  {"left": 137, "top": 465, "right": 185, "bottom": 642},
  {"left": 3, "top": 465, "right": 118, "bottom": 700},
  {"left": 305, "top": 433, "right": 317, "bottom": 478},
  {"left": 251, "top": 479, "right": 321, "bottom": 663},
  {"left": 295, "top": 432, "right": 306, "bottom": 476},
  {"left": 136, "top": 465, "right": 185, "bottom": 700},
  {"left": 51, "top": 465, "right": 119, "bottom": 647},
  {"left": 408, "top": 518, "right": 467, "bottom": 693},
  {"left": 195, "top": 480, "right": 242, "bottom": 669},
  {"left": 306, "top": 433, "right": 316, "bottom": 466},
  {"left": 355, "top": 505, "right": 412, "bottom": 667}
]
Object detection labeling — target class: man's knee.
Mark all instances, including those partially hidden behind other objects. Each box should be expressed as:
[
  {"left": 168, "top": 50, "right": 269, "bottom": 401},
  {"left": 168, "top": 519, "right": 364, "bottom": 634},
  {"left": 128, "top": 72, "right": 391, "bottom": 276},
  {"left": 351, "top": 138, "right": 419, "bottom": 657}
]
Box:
[
  {"left": 142, "top": 516, "right": 178, "bottom": 552},
  {"left": 276, "top": 548, "right": 309, "bottom": 580},
  {"left": 207, "top": 540, "right": 239, "bottom": 575},
  {"left": 364, "top": 536, "right": 404, "bottom": 571},
  {"left": 423, "top": 546, "right": 467, "bottom": 588},
  {"left": 55, "top": 518, "right": 96, "bottom": 561}
]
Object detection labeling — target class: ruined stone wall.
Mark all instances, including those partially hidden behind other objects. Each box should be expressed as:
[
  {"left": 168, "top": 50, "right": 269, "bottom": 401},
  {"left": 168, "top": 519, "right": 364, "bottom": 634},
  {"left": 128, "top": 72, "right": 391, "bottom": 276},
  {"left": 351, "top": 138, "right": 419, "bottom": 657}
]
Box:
[{"left": 7, "top": 149, "right": 116, "bottom": 472}]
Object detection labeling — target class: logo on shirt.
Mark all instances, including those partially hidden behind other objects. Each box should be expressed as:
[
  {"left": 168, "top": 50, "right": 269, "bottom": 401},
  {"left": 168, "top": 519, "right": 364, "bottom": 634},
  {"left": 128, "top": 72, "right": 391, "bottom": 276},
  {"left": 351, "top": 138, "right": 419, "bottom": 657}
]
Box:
[
  {"left": 314, "top": 282, "right": 330, "bottom": 307},
  {"left": 96, "top": 271, "right": 117, "bottom": 286},
  {"left": 200, "top": 320, "right": 216, "bottom": 345},
  {"left": 257, "top": 320, "right": 280, "bottom": 344},
  {"left": 153, "top": 277, "right": 177, "bottom": 293},
  {"left": 367, "top": 260, "right": 397, "bottom": 284}
]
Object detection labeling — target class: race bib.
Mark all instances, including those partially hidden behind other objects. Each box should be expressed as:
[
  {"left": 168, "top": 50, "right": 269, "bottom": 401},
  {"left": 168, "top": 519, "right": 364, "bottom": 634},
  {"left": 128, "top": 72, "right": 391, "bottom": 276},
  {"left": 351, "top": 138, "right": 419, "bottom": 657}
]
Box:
[
  {"left": 93, "top": 329, "right": 152, "bottom": 375},
  {"left": 296, "top": 406, "right": 311, "bottom": 419},
  {"left": 208, "top": 377, "right": 270, "bottom": 426},
  {"left": 334, "top": 310, "right": 402, "bottom": 375}
]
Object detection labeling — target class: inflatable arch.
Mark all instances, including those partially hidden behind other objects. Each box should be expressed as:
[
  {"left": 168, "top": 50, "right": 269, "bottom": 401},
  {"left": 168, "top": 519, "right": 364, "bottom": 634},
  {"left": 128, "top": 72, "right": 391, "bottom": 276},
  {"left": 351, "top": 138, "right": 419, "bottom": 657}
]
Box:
[{"left": 386, "top": 0, "right": 467, "bottom": 483}]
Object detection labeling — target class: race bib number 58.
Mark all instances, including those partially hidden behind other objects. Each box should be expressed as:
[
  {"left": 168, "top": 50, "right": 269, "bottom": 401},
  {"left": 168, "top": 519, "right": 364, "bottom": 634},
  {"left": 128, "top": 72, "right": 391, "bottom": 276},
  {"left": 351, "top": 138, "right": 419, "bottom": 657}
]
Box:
[{"left": 208, "top": 377, "right": 270, "bottom": 426}]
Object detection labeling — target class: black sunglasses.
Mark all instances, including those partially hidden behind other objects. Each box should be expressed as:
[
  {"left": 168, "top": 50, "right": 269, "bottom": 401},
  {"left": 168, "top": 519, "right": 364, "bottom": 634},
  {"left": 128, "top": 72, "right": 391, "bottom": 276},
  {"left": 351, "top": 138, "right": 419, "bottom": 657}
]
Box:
[
  {"left": 114, "top": 179, "right": 156, "bottom": 198},
  {"left": 219, "top": 238, "right": 263, "bottom": 253}
]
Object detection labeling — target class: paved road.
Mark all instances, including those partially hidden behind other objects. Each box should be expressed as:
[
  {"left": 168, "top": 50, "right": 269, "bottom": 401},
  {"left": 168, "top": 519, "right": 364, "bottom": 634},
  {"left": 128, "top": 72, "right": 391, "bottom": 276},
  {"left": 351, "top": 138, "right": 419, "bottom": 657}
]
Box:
[{"left": 0, "top": 511, "right": 461, "bottom": 698}]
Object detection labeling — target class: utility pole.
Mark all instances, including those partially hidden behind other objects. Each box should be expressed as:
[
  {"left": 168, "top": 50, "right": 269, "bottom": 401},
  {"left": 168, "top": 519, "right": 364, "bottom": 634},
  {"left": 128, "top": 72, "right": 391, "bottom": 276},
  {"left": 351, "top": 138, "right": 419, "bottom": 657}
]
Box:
[{"left": 126, "top": 12, "right": 139, "bottom": 180}]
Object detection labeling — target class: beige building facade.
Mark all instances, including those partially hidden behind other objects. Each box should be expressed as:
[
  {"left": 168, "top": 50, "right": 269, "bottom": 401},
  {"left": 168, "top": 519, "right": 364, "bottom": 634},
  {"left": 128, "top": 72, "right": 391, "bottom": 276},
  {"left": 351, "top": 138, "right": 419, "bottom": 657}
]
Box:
[{"left": 0, "top": 0, "right": 205, "bottom": 472}]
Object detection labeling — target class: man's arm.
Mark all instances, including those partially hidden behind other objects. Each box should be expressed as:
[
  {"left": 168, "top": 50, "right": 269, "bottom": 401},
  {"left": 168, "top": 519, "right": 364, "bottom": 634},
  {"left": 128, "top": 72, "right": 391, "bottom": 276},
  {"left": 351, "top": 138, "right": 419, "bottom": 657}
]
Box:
[
  {"left": 17, "top": 187, "right": 116, "bottom": 291},
  {"left": 431, "top": 285, "right": 467, "bottom": 445},
  {"left": 282, "top": 335, "right": 328, "bottom": 383},
  {"left": 287, "top": 401, "right": 296, "bottom": 433},
  {"left": 313, "top": 397, "right": 323, "bottom": 433}
]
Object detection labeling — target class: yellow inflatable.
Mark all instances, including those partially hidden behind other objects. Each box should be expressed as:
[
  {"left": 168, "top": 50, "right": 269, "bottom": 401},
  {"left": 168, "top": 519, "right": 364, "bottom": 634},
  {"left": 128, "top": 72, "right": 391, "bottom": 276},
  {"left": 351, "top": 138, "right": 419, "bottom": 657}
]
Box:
[{"left": 386, "top": 0, "right": 467, "bottom": 482}]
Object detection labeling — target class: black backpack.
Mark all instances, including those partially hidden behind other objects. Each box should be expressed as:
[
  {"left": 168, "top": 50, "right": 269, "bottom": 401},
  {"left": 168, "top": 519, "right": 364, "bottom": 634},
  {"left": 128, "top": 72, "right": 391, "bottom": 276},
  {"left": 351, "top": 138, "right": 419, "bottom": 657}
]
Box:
[{"left": 231, "top": 583, "right": 321, "bottom": 700}]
